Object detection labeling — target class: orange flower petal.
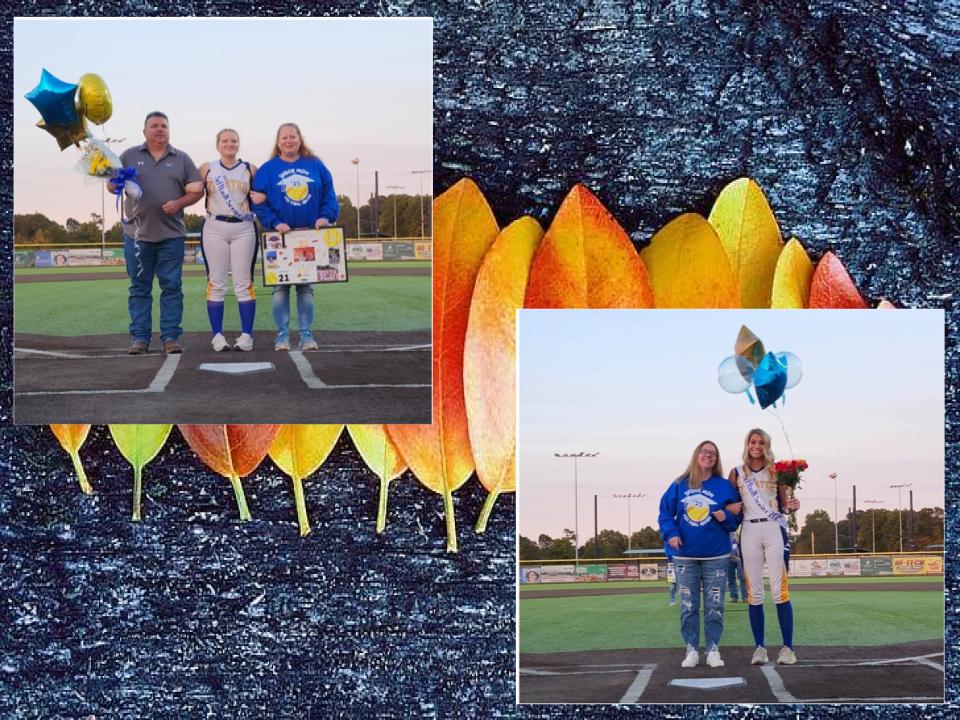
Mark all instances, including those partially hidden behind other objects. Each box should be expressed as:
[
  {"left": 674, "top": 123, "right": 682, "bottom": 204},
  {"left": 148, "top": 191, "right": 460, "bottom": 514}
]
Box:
[
  {"left": 640, "top": 213, "right": 741, "bottom": 308},
  {"left": 809, "top": 251, "right": 868, "bottom": 308},
  {"left": 387, "top": 179, "right": 500, "bottom": 551},
  {"left": 770, "top": 237, "right": 814, "bottom": 309},
  {"left": 524, "top": 184, "right": 654, "bottom": 308},
  {"left": 464, "top": 217, "right": 543, "bottom": 531},
  {"left": 708, "top": 178, "right": 783, "bottom": 308}
]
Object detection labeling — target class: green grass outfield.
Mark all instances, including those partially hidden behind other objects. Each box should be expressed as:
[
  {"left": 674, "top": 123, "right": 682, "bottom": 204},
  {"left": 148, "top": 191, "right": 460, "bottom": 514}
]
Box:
[
  {"left": 519, "top": 576, "right": 944, "bottom": 653},
  {"left": 519, "top": 575, "right": 944, "bottom": 591},
  {"left": 15, "top": 274, "right": 429, "bottom": 335},
  {"left": 14, "top": 260, "right": 431, "bottom": 275}
]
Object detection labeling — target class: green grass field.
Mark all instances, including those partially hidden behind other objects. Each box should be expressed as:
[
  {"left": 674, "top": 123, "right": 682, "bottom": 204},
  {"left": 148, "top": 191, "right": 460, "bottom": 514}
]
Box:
[
  {"left": 519, "top": 575, "right": 944, "bottom": 591},
  {"left": 14, "top": 260, "right": 431, "bottom": 275},
  {"left": 519, "top": 578, "right": 943, "bottom": 653},
  {"left": 15, "top": 274, "right": 430, "bottom": 335}
]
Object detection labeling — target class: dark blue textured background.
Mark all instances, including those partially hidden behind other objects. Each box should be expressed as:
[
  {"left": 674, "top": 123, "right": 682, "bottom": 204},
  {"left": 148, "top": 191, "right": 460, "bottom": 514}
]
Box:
[{"left": 2, "top": 2, "right": 958, "bottom": 717}]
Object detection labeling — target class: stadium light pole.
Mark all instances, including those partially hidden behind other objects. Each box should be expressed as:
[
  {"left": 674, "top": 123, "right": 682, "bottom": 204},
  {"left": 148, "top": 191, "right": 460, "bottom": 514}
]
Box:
[
  {"left": 863, "top": 499, "right": 883, "bottom": 554},
  {"left": 351, "top": 159, "right": 361, "bottom": 238},
  {"left": 612, "top": 493, "right": 645, "bottom": 551},
  {"left": 889, "top": 483, "right": 912, "bottom": 554},
  {"left": 555, "top": 452, "right": 598, "bottom": 569},
  {"left": 829, "top": 472, "right": 838, "bottom": 553},
  {"left": 386, "top": 184, "right": 404, "bottom": 237},
  {"left": 412, "top": 169, "right": 430, "bottom": 239}
]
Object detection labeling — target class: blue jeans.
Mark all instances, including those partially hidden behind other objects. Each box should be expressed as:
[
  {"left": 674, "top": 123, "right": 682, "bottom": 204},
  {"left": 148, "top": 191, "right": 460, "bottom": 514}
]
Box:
[
  {"left": 728, "top": 559, "right": 747, "bottom": 600},
  {"left": 124, "top": 235, "right": 185, "bottom": 343},
  {"left": 667, "top": 561, "right": 678, "bottom": 602},
  {"left": 272, "top": 284, "right": 314, "bottom": 344},
  {"left": 676, "top": 555, "right": 728, "bottom": 650}
]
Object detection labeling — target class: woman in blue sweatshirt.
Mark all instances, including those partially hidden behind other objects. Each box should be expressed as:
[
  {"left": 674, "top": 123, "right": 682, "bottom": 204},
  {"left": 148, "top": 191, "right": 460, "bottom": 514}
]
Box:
[
  {"left": 252, "top": 123, "right": 339, "bottom": 351},
  {"left": 658, "top": 440, "right": 742, "bottom": 669}
]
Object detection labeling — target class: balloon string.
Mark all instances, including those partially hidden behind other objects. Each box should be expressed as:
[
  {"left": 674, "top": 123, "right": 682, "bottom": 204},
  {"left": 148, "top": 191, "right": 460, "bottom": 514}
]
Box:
[{"left": 766, "top": 405, "right": 796, "bottom": 460}]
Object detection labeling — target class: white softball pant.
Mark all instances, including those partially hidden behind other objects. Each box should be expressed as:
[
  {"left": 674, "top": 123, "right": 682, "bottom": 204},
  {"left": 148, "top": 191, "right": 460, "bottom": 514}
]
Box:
[
  {"left": 202, "top": 218, "right": 257, "bottom": 303},
  {"left": 741, "top": 519, "right": 790, "bottom": 605}
]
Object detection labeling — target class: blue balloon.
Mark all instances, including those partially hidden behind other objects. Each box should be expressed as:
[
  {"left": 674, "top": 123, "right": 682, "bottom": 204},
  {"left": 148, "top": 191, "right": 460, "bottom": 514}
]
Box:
[
  {"left": 753, "top": 352, "right": 787, "bottom": 409},
  {"left": 25, "top": 68, "right": 79, "bottom": 128},
  {"left": 775, "top": 351, "right": 803, "bottom": 389},
  {"left": 718, "top": 355, "right": 751, "bottom": 394}
]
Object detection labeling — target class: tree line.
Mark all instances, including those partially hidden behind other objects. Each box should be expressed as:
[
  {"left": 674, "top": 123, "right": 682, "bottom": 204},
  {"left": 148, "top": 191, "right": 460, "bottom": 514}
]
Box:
[
  {"left": 519, "top": 507, "right": 944, "bottom": 560},
  {"left": 13, "top": 193, "right": 432, "bottom": 246}
]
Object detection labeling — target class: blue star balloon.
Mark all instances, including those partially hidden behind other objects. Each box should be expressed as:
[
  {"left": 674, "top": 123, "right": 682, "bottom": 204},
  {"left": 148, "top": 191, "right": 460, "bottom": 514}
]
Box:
[
  {"left": 25, "top": 68, "right": 79, "bottom": 128},
  {"left": 753, "top": 352, "right": 788, "bottom": 409}
]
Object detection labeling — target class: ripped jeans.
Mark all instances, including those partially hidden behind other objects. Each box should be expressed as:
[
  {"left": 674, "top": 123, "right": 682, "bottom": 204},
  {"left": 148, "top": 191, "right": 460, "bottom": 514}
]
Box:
[{"left": 674, "top": 554, "right": 729, "bottom": 650}]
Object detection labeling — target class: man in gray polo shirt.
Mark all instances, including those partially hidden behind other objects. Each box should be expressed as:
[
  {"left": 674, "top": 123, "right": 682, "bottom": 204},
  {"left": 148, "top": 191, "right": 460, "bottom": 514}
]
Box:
[{"left": 113, "top": 111, "right": 203, "bottom": 354}]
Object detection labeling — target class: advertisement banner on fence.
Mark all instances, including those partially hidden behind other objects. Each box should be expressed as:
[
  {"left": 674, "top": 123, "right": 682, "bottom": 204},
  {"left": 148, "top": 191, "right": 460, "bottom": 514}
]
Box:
[
  {"left": 576, "top": 564, "right": 607, "bottom": 582},
  {"left": 861, "top": 557, "right": 893, "bottom": 576},
  {"left": 14, "top": 251, "right": 35, "bottom": 268},
  {"left": 101, "top": 248, "right": 125, "bottom": 266},
  {"left": 666, "top": 563, "right": 675, "bottom": 583},
  {"left": 826, "top": 558, "right": 844, "bottom": 576},
  {"left": 415, "top": 242, "right": 432, "bottom": 260},
  {"left": 539, "top": 565, "right": 576, "bottom": 583},
  {"left": 382, "top": 242, "right": 417, "bottom": 260},
  {"left": 808, "top": 559, "right": 827, "bottom": 577},
  {"left": 843, "top": 557, "right": 861, "bottom": 576},
  {"left": 607, "top": 563, "right": 640, "bottom": 580},
  {"left": 183, "top": 247, "right": 197, "bottom": 265},
  {"left": 68, "top": 248, "right": 101, "bottom": 266},
  {"left": 35, "top": 250, "right": 53, "bottom": 268},
  {"left": 639, "top": 564, "right": 659, "bottom": 581},
  {"left": 790, "top": 559, "right": 812, "bottom": 577},
  {"left": 364, "top": 243, "right": 384, "bottom": 261},
  {"left": 924, "top": 557, "right": 943, "bottom": 574},
  {"left": 893, "top": 557, "right": 927, "bottom": 575},
  {"left": 520, "top": 566, "right": 542, "bottom": 584},
  {"left": 52, "top": 250, "right": 70, "bottom": 267},
  {"left": 347, "top": 243, "right": 367, "bottom": 261}
]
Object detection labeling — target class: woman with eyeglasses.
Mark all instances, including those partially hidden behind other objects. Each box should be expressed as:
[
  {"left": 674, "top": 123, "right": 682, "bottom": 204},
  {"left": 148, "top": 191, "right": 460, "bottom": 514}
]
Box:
[{"left": 658, "top": 440, "right": 742, "bottom": 669}]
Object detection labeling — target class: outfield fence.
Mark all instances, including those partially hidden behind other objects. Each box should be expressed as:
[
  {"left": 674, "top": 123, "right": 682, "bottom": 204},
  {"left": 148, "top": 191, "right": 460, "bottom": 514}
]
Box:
[
  {"left": 14, "top": 237, "right": 432, "bottom": 268},
  {"left": 519, "top": 552, "right": 944, "bottom": 584}
]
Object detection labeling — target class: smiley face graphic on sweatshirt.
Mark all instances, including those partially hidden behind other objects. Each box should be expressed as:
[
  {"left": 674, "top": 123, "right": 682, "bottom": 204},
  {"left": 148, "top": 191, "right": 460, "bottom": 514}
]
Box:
[{"left": 682, "top": 492, "right": 718, "bottom": 527}]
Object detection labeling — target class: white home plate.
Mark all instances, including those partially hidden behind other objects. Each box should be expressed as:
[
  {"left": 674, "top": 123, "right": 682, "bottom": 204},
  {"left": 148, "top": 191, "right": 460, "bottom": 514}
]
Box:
[
  {"left": 669, "top": 677, "right": 746, "bottom": 689},
  {"left": 198, "top": 362, "right": 275, "bottom": 375}
]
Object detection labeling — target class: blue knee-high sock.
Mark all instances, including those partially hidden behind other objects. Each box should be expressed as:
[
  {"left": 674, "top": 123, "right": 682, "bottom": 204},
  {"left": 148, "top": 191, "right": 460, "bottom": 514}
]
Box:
[
  {"left": 207, "top": 301, "right": 225, "bottom": 335},
  {"left": 238, "top": 300, "right": 256, "bottom": 335},
  {"left": 776, "top": 601, "right": 794, "bottom": 648},
  {"left": 748, "top": 603, "right": 765, "bottom": 647}
]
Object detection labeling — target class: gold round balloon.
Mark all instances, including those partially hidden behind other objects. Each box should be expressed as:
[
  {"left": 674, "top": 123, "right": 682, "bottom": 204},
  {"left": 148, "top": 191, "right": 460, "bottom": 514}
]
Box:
[{"left": 76, "top": 73, "right": 112, "bottom": 125}]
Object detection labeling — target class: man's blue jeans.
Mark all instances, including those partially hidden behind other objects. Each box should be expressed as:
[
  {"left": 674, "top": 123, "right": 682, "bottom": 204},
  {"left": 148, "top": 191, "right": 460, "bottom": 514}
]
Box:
[
  {"left": 675, "top": 555, "right": 728, "bottom": 650},
  {"left": 272, "top": 284, "right": 314, "bottom": 344},
  {"left": 728, "top": 559, "right": 747, "bottom": 600},
  {"left": 124, "top": 235, "right": 185, "bottom": 343}
]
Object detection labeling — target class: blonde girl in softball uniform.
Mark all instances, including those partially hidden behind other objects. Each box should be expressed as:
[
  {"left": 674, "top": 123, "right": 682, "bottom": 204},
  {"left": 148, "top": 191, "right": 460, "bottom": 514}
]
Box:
[
  {"left": 198, "top": 129, "right": 264, "bottom": 351},
  {"left": 727, "top": 428, "right": 801, "bottom": 666}
]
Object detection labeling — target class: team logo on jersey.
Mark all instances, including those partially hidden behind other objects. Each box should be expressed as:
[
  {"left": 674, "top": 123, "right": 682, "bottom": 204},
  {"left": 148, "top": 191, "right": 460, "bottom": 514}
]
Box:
[
  {"left": 682, "top": 492, "right": 718, "bottom": 527},
  {"left": 276, "top": 168, "right": 314, "bottom": 206}
]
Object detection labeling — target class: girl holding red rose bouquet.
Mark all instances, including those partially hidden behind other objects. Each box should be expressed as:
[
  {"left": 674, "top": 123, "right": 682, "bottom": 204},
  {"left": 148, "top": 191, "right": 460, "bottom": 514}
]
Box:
[{"left": 725, "top": 428, "right": 801, "bottom": 666}]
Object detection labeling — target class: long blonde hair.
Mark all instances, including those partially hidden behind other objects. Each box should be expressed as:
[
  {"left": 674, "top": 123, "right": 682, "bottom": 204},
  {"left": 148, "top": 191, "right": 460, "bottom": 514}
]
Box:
[
  {"left": 675, "top": 440, "right": 724, "bottom": 490},
  {"left": 270, "top": 122, "right": 316, "bottom": 159},
  {"left": 741, "top": 428, "right": 776, "bottom": 470}
]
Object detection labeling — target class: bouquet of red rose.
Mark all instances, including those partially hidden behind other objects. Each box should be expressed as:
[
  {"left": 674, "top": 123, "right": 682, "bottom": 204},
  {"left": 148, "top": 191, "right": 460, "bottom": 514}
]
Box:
[{"left": 773, "top": 459, "right": 807, "bottom": 531}]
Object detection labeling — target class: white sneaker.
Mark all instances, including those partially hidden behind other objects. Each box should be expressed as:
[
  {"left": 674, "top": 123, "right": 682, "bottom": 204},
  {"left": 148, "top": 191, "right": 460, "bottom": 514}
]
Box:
[
  {"left": 234, "top": 333, "right": 253, "bottom": 352},
  {"left": 706, "top": 649, "right": 724, "bottom": 668},
  {"left": 274, "top": 340, "right": 290, "bottom": 352},
  {"left": 777, "top": 646, "right": 797, "bottom": 665},
  {"left": 301, "top": 339, "right": 319, "bottom": 351},
  {"left": 681, "top": 648, "right": 699, "bottom": 668},
  {"left": 211, "top": 333, "right": 229, "bottom": 352},
  {"left": 751, "top": 646, "right": 769, "bottom": 665}
]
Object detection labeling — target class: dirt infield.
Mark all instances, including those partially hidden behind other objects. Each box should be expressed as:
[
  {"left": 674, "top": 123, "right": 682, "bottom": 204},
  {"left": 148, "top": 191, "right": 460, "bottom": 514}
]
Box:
[
  {"left": 519, "top": 639, "right": 944, "bottom": 703},
  {"left": 522, "top": 582, "right": 938, "bottom": 599},
  {"left": 16, "top": 266, "right": 430, "bottom": 282},
  {"left": 14, "top": 329, "right": 430, "bottom": 424}
]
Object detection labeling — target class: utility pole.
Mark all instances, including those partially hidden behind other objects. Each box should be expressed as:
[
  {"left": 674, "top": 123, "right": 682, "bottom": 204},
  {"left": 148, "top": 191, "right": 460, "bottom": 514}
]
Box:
[
  {"left": 411, "top": 169, "right": 430, "bottom": 238},
  {"left": 555, "top": 452, "right": 599, "bottom": 569},
  {"left": 351, "top": 159, "right": 361, "bottom": 238},
  {"left": 612, "top": 493, "right": 645, "bottom": 551},
  {"left": 889, "top": 483, "right": 912, "bottom": 553},
  {"left": 829, "top": 473, "right": 838, "bottom": 553},
  {"left": 864, "top": 499, "right": 883, "bottom": 554},
  {"left": 386, "top": 184, "right": 403, "bottom": 237}
]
